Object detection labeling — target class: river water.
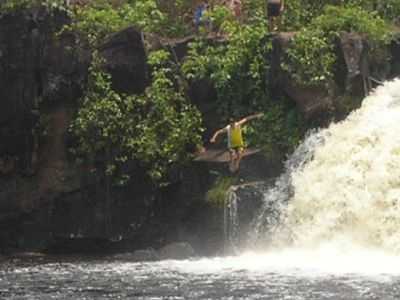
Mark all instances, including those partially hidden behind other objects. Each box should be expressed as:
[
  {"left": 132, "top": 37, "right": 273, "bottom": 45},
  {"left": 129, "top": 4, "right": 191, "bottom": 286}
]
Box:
[
  {"left": 2, "top": 80, "right": 400, "bottom": 299},
  {"left": 2, "top": 252, "right": 400, "bottom": 299}
]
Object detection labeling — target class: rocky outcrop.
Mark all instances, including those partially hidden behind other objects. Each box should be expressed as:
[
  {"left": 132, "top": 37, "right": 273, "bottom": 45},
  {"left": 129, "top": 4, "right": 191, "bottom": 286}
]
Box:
[
  {"left": 99, "top": 26, "right": 148, "bottom": 94},
  {"left": 335, "top": 32, "right": 371, "bottom": 96},
  {"left": 269, "top": 33, "right": 335, "bottom": 119},
  {"left": 270, "top": 32, "right": 380, "bottom": 120},
  {"left": 0, "top": 6, "right": 86, "bottom": 160},
  {"left": 0, "top": 6, "right": 227, "bottom": 256},
  {"left": 159, "top": 34, "right": 224, "bottom": 136},
  {"left": 0, "top": 7, "right": 85, "bottom": 248}
]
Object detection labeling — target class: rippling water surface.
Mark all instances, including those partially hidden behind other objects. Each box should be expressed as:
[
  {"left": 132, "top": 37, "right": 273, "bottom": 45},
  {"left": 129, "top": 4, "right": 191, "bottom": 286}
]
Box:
[{"left": 2, "top": 251, "right": 400, "bottom": 299}]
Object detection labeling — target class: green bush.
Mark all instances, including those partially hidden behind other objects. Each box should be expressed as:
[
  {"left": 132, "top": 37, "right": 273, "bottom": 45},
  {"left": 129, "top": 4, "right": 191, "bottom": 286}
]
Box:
[
  {"left": 282, "top": 5, "right": 391, "bottom": 86},
  {"left": 183, "top": 16, "right": 270, "bottom": 119},
  {"left": 282, "top": 28, "right": 335, "bottom": 86},
  {"left": 64, "top": 0, "right": 192, "bottom": 47},
  {"left": 64, "top": 0, "right": 167, "bottom": 47},
  {"left": 71, "top": 50, "right": 203, "bottom": 184},
  {"left": 249, "top": 102, "right": 304, "bottom": 157},
  {"left": 206, "top": 176, "right": 236, "bottom": 207}
]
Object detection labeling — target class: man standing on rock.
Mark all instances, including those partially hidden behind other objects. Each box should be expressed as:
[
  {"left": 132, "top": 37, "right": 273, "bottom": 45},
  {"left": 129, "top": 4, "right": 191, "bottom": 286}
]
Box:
[{"left": 210, "top": 113, "right": 263, "bottom": 173}]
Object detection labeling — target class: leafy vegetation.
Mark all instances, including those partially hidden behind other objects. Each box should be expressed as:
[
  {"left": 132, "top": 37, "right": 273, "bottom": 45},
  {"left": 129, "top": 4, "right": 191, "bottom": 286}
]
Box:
[
  {"left": 206, "top": 176, "right": 236, "bottom": 207},
  {"left": 182, "top": 2, "right": 303, "bottom": 156},
  {"left": 71, "top": 50, "right": 202, "bottom": 184},
  {"left": 282, "top": 5, "right": 392, "bottom": 86},
  {"left": 282, "top": 0, "right": 400, "bottom": 30},
  {"left": 183, "top": 16, "right": 270, "bottom": 116},
  {"left": 64, "top": 0, "right": 168, "bottom": 47},
  {"left": 62, "top": 0, "right": 193, "bottom": 47}
]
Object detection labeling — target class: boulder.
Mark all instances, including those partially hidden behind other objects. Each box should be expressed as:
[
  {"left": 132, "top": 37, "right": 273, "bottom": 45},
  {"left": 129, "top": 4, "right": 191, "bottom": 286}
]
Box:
[
  {"left": 270, "top": 32, "right": 377, "bottom": 120},
  {"left": 158, "top": 242, "right": 196, "bottom": 260},
  {"left": 99, "top": 26, "right": 148, "bottom": 95},
  {"left": 336, "top": 32, "right": 370, "bottom": 96},
  {"left": 270, "top": 32, "right": 335, "bottom": 119}
]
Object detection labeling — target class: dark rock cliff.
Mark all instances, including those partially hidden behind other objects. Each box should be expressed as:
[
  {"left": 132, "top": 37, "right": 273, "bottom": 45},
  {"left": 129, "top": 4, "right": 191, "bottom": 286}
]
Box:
[{"left": 0, "top": 9, "right": 227, "bottom": 255}]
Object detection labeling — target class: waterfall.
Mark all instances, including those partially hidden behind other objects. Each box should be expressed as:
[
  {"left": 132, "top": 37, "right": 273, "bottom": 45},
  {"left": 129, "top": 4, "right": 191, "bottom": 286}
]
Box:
[
  {"left": 253, "top": 79, "right": 400, "bottom": 254},
  {"left": 250, "top": 130, "right": 325, "bottom": 249},
  {"left": 224, "top": 187, "right": 239, "bottom": 253}
]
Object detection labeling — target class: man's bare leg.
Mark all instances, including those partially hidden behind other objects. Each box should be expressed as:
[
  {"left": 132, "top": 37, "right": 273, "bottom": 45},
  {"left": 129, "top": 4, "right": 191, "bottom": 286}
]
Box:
[
  {"left": 229, "top": 149, "right": 236, "bottom": 173},
  {"left": 233, "top": 148, "right": 244, "bottom": 172}
]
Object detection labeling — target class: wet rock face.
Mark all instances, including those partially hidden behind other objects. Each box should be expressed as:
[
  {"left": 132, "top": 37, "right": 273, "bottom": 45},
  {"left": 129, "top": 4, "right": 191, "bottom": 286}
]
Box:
[
  {"left": 336, "top": 32, "right": 371, "bottom": 96},
  {"left": 0, "top": 7, "right": 86, "bottom": 248},
  {"left": 0, "top": 7, "right": 86, "bottom": 168},
  {"left": 0, "top": 10, "right": 42, "bottom": 163},
  {"left": 0, "top": 7, "right": 86, "bottom": 252},
  {"left": 0, "top": 9, "right": 222, "bottom": 255},
  {"left": 99, "top": 26, "right": 148, "bottom": 95}
]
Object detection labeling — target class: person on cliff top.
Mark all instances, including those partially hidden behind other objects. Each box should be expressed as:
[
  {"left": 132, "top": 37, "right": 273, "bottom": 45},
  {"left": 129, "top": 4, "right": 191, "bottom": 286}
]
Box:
[
  {"left": 194, "top": 1, "right": 209, "bottom": 32},
  {"left": 228, "top": 0, "right": 242, "bottom": 20},
  {"left": 210, "top": 113, "right": 264, "bottom": 173},
  {"left": 267, "top": 0, "right": 284, "bottom": 31}
]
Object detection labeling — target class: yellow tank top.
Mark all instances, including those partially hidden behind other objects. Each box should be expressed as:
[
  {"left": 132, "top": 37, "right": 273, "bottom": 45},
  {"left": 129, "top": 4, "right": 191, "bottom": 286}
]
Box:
[{"left": 229, "top": 125, "right": 244, "bottom": 148}]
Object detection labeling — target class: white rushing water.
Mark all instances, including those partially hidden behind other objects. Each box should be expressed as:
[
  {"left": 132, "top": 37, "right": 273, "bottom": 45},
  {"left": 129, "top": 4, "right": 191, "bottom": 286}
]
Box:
[
  {"left": 247, "top": 78, "right": 400, "bottom": 268},
  {"left": 274, "top": 78, "right": 400, "bottom": 254}
]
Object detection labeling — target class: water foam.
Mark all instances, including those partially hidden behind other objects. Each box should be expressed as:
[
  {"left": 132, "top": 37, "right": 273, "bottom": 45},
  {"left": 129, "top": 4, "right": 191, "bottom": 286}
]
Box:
[{"left": 262, "top": 79, "right": 400, "bottom": 255}]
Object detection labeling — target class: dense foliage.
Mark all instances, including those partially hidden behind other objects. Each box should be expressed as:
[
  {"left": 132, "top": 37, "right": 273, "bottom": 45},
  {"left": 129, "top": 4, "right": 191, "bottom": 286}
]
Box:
[
  {"left": 62, "top": 0, "right": 194, "bottom": 47},
  {"left": 182, "top": 2, "right": 303, "bottom": 156},
  {"left": 71, "top": 51, "right": 202, "bottom": 184},
  {"left": 282, "top": 0, "right": 400, "bottom": 30},
  {"left": 282, "top": 5, "right": 392, "bottom": 86}
]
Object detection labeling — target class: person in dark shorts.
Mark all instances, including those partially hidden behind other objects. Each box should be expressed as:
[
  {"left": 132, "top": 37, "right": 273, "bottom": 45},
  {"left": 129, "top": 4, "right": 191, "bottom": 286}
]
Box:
[{"left": 267, "top": 0, "right": 284, "bottom": 31}]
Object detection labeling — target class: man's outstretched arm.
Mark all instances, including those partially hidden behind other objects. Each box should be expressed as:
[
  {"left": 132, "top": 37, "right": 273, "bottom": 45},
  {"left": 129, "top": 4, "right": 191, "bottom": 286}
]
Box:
[
  {"left": 210, "top": 127, "right": 227, "bottom": 143},
  {"left": 237, "top": 112, "right": 264, "bottom": 126}
]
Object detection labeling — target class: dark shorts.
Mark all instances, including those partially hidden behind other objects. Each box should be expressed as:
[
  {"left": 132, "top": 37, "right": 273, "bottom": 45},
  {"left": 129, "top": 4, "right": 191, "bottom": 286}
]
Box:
[
  {"left": 267, "top": 0, "right": 282, "bottom": 17},
  {"left": 229, "top": 146, "right": 244, "bottom": 153}
]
